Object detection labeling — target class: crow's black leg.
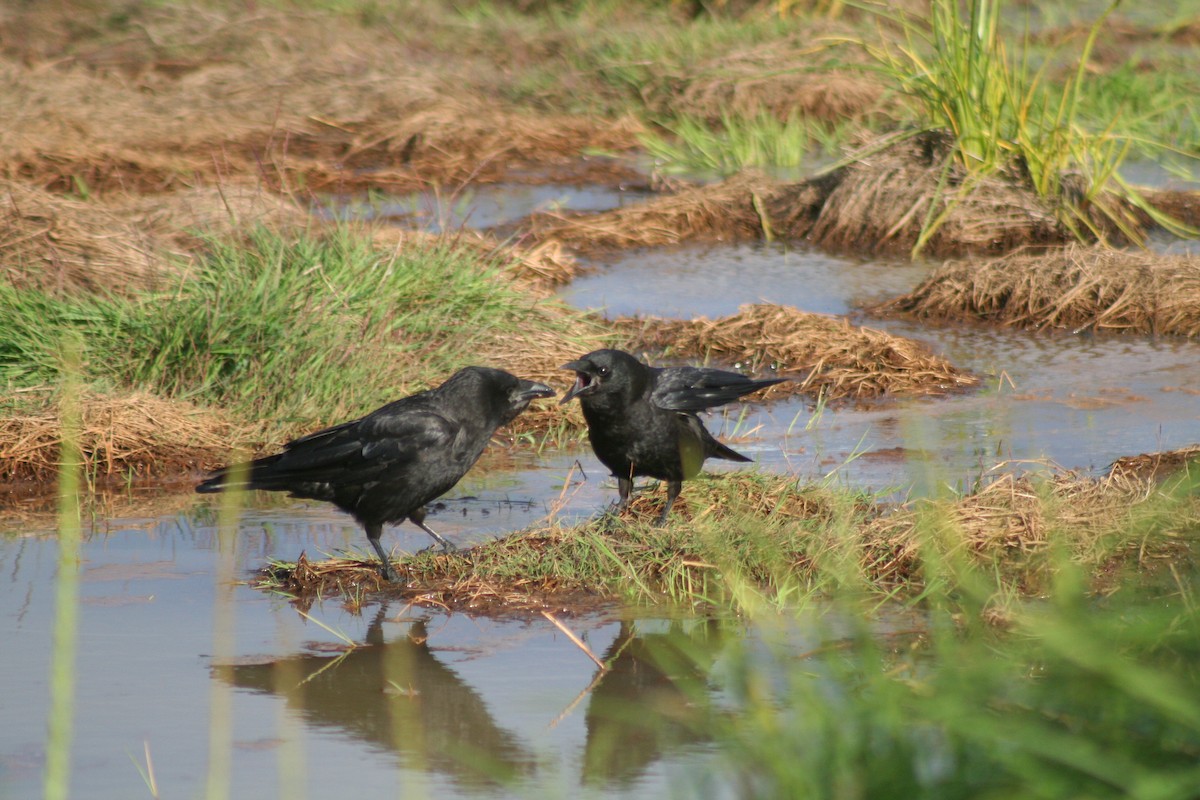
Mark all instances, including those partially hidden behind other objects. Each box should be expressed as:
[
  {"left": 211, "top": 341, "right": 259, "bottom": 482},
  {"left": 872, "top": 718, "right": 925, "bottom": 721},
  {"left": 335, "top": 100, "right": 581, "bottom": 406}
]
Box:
[
  {"left": 657, "top": 481, "right": 682, "bottom": 526},
  {"left": 616, "top": 476, "right": 634, "bottom": 512},
  {"left": 410, "top": 507, "right": 457, "bottom": 553},
  {"left": 365, "top": 522, "right": 399, "bottom": 581}
]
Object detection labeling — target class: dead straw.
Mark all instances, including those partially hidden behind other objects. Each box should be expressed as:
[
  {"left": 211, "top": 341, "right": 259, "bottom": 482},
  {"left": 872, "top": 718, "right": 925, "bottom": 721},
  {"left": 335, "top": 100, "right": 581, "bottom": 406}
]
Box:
[
  {"left": 877, "top": 243, "right": 1200, "bottom": 335},
  {"left": 621, "top": 302, "right": 978, "bottom": 401},
  {"left": 541, "top": 611, "right": 608, "bottom": 671}
]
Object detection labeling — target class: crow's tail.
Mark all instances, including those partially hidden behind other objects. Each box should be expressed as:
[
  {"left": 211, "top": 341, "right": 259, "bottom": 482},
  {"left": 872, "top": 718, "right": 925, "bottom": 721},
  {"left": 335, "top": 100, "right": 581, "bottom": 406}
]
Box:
[
  {"left": 194, "top": 454, "right": 284, "bottom": 494},
  {"left": 701, "top": 428, "right": 753, "bottom": 463}
]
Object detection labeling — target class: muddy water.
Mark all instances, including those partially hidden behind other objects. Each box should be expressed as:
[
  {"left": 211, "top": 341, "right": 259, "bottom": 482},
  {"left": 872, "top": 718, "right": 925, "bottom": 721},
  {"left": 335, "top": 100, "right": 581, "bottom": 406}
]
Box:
[{"left": 5, "top": 190, "right": 1200, "bottom": 797}]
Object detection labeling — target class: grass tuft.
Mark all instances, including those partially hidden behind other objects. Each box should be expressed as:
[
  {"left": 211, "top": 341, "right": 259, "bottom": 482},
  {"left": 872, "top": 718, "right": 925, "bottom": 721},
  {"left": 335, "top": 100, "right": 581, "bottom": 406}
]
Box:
[{"left": 0, "top": 226, "right": 590, "bottom": 447}]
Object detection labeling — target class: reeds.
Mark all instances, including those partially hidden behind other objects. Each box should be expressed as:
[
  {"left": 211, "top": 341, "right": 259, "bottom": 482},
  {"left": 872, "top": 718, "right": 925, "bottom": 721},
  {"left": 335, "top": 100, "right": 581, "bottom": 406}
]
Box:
[
  {"left": 838, "top": 0, "right": 1186, "bottom": 252},
  {"left": 640, "top": 110, "right": 824, "bottom": 175}
]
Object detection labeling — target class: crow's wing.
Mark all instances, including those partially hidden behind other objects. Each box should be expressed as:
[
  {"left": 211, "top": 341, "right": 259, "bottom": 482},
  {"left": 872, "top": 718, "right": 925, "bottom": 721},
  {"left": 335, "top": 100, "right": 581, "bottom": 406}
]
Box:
[
  {"left": 649, "top": 366, "right": 784, "bottom": 413},
  {"left": 259, "top": 409, "right": 459, "bottom": 487}
]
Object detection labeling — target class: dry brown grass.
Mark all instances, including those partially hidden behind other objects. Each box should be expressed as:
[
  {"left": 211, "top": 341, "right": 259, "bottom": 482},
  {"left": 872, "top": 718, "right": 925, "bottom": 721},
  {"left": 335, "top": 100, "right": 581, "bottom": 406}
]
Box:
[
  {"left": 862, "top": 467, "right": 1190, "bottom": 594},
  {"left": 0, "top": 388, "right": 246, "bottom": 485},
  {"left": 878, "top": 243, "right": 1200, "bottom": 335},
  {"left": 1, "top": 179, "right": 180, "bottom": 294},
  {"left": 526, "top": 172, "right": 795, "bottom": 252},
  {"left": 620, "top": 302, "right": 978, "bottom": 401},
  {"left": 657, "top": 35, "right": 886, "bottom": 124},
  {"left": 368, "top": 225, "right": 586, "bottom": 292},
  {"left": 1108, "top": 445, "right": 1200, "bottom": 482},
  {"left": 1, "top": 179, "right": 307, "bottom": 295},
  {"left": 0, "top": 5, "right": 644, "bottom": 194},
  {"left": 798, "top": 132, "right": 1143, "bottom": 258}
]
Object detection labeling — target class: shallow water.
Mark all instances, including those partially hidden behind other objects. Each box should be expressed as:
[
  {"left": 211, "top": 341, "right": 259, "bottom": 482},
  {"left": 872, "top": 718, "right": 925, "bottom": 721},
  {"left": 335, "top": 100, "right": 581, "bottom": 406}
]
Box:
[
  {"left": 563, "top": 242, "right": 1200, "bottom": 494},
  {"left": 6, "top": 199, "right": 1200, "bottom": 797},
  {"left": 313, "top": 182, "right": 655, "bottom": 233},
  {"left": 0, "top": 508, "right": 925, "bottom": 798}
]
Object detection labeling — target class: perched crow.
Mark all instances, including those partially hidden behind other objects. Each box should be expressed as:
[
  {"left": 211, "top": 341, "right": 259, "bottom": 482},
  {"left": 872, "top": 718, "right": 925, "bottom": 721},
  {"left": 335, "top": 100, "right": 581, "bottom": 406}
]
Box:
[
  {"left": 560, "top": 349, "right": 785, "bottom": 523},
  {"left": 196, "top": 367, "right": 555, "bottom": 580}
]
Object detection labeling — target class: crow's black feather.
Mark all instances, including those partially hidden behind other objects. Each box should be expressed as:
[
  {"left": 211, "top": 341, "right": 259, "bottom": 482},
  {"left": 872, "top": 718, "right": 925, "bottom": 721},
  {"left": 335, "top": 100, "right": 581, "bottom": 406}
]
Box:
[
  {"left": 560, "top": 349, "right": 785, "bottom": 522},
  {"left": 196, "top": 367, "right": 554, "bottom": 580}
]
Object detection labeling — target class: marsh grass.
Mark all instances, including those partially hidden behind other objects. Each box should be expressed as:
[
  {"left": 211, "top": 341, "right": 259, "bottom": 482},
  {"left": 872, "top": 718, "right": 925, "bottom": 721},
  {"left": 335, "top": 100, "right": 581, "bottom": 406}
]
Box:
[
  {"left": 688, "top": 590, "right": 1200, "bottom": 798},
  {"left": 640, "top": 111, "right": 837, "bottom": 176},
  {"left": 879, "top": 243, "right": 1200, "bottom": 334},
  {"left": 0, "top": 226, "right": 581, "bottom": 444},
  {"left": 244, "top": 422, "right": 1199, "bottom": 798},
  {"left": 256, "top": 462, "right": 1198, "bottom": 617},
  {"left": 691, "top": 474, "right": 1200, "bottom": 798},
  {"left": 841, "top": 0, "right": 1193, "bottom": 252}
]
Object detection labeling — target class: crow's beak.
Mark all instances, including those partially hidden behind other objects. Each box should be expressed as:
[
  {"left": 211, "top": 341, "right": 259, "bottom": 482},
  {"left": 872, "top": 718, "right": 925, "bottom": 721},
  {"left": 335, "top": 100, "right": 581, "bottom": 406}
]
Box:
[
  {"left": 518, "top": 380, "right": 556, "bottom": 403},
  {"left": 559, "top": 372, "right": 592, "bottom": 405}
]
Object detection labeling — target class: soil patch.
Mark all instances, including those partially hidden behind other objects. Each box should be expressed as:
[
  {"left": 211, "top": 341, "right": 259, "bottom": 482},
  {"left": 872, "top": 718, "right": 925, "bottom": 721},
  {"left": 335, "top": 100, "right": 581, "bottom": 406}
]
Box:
[{"left": 876, "top": 243, "right": 1200, "bottom": 335}]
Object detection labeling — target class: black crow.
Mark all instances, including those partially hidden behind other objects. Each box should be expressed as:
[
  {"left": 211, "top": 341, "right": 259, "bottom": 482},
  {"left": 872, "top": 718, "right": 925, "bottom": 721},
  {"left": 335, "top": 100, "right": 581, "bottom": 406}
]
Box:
[
  {"left": 560, "top": 349, "right": 785, "bottom": 523},
  {"left": 196, "top": 367, "right": 555, "bottom": 580}
]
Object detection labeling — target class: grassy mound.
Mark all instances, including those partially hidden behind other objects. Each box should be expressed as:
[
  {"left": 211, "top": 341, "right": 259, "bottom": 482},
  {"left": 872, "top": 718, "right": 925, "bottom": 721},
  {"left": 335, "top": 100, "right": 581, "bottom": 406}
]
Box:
[
  {"left": 879, "top": 244, "right": 1200, "bottom": 335},
  {"left": 528, "top": 132, "right": 1163, "bottom": 260},
  {"left": 0, "top": 388, "right": 242, "bottom": 485},
  {"left": 258, "top": 465, "right": 1199, "bottom": 616}
]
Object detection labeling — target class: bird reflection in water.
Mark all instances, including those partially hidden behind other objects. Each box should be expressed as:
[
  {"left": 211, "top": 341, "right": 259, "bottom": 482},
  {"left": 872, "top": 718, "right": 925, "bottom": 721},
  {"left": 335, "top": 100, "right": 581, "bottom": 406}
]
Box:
[
  {"left": 216, "top": 606, "right": 535, "bottom": 787},
  {"left": 216, "top": 609, "right": 730, "bottom": 789},
  {"left": 582, "top": 618, "right": 725, "bottom": 787}
]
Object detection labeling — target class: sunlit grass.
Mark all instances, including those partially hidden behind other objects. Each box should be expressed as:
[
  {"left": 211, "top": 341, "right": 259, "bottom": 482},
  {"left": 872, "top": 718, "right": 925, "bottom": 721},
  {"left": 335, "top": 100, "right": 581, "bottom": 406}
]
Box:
[
  {"left": 691, "top": 517, "right": 1200, "bottom": 798},
  {"left": 0, "top": 226, "right": 582, "bottom": 441}
]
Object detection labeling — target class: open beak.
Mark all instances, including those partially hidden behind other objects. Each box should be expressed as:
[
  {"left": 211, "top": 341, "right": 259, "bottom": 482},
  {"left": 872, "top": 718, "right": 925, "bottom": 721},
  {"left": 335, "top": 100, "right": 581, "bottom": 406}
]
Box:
[
  {"left": 559, "top": 362, "right": 594, "bottom": 405},
  {"left": 518, "top": 380, "right": 556, "bottom": 403}
]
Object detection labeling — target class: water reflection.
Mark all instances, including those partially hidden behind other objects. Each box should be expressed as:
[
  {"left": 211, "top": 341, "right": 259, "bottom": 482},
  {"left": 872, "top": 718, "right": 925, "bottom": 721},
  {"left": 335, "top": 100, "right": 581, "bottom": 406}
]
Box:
[
  {"left": 216, "top": 606, "right": 739, "bottom": 792},
  {"left": 582, "top": 619, "right": 724, "bottom": 787},
  {"left": 220, "top": 605, "right": 536, "bottom": 787}
]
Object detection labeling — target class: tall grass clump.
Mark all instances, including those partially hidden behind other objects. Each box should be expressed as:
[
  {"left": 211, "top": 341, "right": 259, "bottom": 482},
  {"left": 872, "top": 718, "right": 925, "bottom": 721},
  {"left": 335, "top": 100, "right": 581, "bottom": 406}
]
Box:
[
  {"left": 0, "top": 227, "right": 556, "bottom": 436},
  {"left": 690, "top": 594, "right": 1200, "bottom": 798},
  {"left": 844, "top": 0, "right": 1189, "bottom": 249}
]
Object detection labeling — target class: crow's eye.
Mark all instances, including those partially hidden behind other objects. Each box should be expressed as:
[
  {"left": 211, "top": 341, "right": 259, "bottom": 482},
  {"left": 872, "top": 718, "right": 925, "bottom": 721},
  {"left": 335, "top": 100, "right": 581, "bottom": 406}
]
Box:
[{"left": 596, "top": 365, "right": 610, "bottom": 377}]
